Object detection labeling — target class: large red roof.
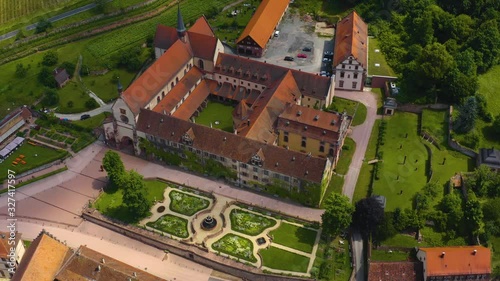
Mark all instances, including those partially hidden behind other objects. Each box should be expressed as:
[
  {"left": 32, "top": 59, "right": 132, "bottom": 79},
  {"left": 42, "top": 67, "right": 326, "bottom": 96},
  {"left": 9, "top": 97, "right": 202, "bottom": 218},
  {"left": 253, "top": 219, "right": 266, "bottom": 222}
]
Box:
[
  {"left": 419, "top": 246, "right": 491, "bottom": 276},
  {"left": 333, "top": 11, "right": 368, "bottom": 67}
]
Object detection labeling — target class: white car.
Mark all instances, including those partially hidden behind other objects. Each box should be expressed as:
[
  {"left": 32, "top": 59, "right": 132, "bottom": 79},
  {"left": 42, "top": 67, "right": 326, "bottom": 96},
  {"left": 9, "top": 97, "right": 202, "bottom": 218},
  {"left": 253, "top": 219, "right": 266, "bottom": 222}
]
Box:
[{"left": 390, "top": 82, "right": 396, "bottom": 89}]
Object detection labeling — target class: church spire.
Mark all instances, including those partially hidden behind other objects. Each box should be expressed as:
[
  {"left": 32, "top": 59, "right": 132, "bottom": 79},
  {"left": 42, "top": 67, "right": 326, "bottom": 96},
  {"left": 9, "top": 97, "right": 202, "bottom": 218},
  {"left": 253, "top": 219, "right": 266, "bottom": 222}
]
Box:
[{"left": 177, "top": 2, "right": 186, "bottom": 39}]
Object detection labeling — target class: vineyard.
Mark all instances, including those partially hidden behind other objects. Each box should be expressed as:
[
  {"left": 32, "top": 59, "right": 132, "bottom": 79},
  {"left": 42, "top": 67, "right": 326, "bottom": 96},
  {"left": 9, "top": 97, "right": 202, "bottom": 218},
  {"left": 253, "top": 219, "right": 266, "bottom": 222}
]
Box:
[
  {"left": 0, "top": 0, "right": 86, "bottom": 25},
  {"left": 85, "top": 0, "right": 234, "bottom": 58}
]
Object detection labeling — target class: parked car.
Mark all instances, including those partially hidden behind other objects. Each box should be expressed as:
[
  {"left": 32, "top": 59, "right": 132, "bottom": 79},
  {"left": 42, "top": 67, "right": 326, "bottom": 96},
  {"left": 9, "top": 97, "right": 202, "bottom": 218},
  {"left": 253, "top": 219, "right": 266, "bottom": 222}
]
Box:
[
  {"left": 302, "top": 47, "right": 312, "bottom": 52},
  {"left": 80, "top": 114, "right": 91, "bottom": 120},
  {"left": 284, "top": 56, "right": 294, "bottom": 61},
  {"left": 297, "top": 53, "right": 308, "bottom": 58},
  {"left": 324, "top": 51, "right": 333, "bottom": 55}
]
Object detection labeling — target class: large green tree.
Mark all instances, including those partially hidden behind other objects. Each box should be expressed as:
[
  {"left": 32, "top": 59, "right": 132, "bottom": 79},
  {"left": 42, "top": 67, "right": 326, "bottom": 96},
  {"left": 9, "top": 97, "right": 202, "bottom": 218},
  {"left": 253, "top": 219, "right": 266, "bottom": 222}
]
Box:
[
  {"left": 321, "top": 193, "right": 354, "bottom": 237},
  {"left": 122, "top": 171, "right": 151, "bottom": 220},
  {"left": 42, "top": 51, "right": 58, "bottom": 66},
  {"left": 453, "top": 96, "right": 477, "bottom": 134},
  {"left": 102, "top": 150, "right": 125, "bottom": 185},
  {"left": 466, "top": 165, "right": 496, "bottom": 197},
  {"left": 37, "top": 67, "right": 58, "bottom": 88},
  {"left": 438, "top": 192, "right": 464, "bottom": 236},
  {"left": 353, "top": 197, "right": 385, "bottom": 238},
  {"left": 464, "top": 194, "right": 484, "bottom": 239}
]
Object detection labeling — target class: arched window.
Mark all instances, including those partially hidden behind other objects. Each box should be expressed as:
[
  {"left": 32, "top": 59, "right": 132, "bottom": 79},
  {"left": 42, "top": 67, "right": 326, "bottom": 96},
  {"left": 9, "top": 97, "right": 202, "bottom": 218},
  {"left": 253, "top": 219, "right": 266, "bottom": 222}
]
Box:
[
  {"left": 162, "top": 91, "right": 165, "bottom": 98},
  {"left": 157, "top": 96, "right": 160, "bottom": 103},
  {"left": 176, "top": 77, "right": 179, "bottom": 83},
  {"left": 171, "top": 82, "right": 174, "bottom": 88},
  {"left": 184, "top": 69, "right": 187, "bottom": 75},
  {"left": 329, "top": 148, "right": 334, "bottom": 156},
  {"left": 198, "top": 59, "right": 204, "bottom": 70}
]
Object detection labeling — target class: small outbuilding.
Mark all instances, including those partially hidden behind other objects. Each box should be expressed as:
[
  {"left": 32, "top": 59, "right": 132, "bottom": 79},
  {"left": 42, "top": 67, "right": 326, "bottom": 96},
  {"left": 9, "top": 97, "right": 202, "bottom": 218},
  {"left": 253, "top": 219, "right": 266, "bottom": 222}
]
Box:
[
  {"left": 383, "top": 97, "right": 397, "bottom": 115},
  {"left": 477, "top": 147, "right": 500, "bottom": 172},
  {"left": 53, "top": 68, "right": 70, "bottom": 88}
]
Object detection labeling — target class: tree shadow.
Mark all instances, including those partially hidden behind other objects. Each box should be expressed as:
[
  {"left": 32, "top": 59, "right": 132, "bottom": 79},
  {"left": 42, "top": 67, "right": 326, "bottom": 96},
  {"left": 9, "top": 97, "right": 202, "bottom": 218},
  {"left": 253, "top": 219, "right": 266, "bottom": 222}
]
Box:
[{"left": 294, "top": 226, "right": 318, "bottom": 248}]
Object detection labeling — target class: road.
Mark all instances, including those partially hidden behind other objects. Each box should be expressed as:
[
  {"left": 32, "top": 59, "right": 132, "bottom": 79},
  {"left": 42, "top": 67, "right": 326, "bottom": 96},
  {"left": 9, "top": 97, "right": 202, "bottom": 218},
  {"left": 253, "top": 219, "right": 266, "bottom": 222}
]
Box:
[
  {"left": 335, "top": 89, "right": 379, "bottom": 281},
  {"left": 0, "top": 2, "right": 102, "bottom": 41},
  {"left": 55, "top": 102, "right": 112, "bottom": 120}
]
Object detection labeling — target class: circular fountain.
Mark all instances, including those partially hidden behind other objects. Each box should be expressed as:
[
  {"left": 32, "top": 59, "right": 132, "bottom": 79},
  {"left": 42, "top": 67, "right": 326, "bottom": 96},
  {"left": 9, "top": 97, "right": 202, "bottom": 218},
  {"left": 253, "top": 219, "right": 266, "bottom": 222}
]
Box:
[{"left": 201, "top": 215, "right": 217, "bottom": 230}]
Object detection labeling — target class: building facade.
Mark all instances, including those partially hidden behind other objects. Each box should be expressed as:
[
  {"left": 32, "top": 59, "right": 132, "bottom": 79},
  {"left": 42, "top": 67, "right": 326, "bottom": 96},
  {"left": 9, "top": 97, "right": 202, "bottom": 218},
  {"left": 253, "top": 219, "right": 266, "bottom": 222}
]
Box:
[{"left": 333, "top": 11, "right": 368, "bottom": 91}]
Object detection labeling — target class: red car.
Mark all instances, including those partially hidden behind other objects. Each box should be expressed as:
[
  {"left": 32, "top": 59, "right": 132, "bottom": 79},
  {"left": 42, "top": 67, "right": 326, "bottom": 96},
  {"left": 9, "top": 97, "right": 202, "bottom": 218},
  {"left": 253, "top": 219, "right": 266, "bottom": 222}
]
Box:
[{"left": 297, "top": 53, "right": 307, "bottom": 58}]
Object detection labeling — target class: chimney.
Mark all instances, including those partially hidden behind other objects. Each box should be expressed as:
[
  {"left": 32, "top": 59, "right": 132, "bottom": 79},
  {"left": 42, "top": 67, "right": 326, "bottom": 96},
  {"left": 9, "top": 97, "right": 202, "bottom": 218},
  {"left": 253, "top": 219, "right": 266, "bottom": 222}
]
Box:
[
  {"left": 305, "top": 170, "right": 309, "bottom": 175},
  {"left": 160, "top": 118, "right": 163, "bottom": 123},
  {"left": 101, "top": 258, "right": 105, "bottom": 264},
  {"left": 314, "top": 115, "right": 319, "bottom": 121},
  {"left": 292, "top": 156, "right": 295, "bottom": 161},
  {"left": 133, "top": 272, "right": 137, "bottom": 277},
  {"left": 441, "top": 252, "right": 446, "bottom": 258},
  {"left": 247, "top": 119, "right": 250, "bottom": 126},
  {"left": 304, "top": 125, "right": 308, "bottom": 130},
  {"left": 163, "top": 110, "right": 167, "bottom": 115},
  {"left": 223, "top": 137, "right": 227, "bottom": 141},
  {"left": 473, "top": 249, "right": 477, "bottom": 255},
  {"left": 297, "top": 110, "right": 302, "bottom": 116},
  {"left": 275, "top": 162, "right": 279, "bottom": 167},
  {"left": 97, "top": 265, "right": 101, "bottom": 272}
]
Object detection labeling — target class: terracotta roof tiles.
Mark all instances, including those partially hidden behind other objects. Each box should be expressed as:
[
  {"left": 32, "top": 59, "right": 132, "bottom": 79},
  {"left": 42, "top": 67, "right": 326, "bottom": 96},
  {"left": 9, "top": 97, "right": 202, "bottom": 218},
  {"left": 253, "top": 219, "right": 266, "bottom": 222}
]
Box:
[
  {"left": 237, "top": 0, "right": 290, "bottom": 48},
  {"left": 188, "top": 16, "right": 215, "bottom": 37},
  {"left": 172, "top": 80, "right": 212, "bottom": 120},
  {"left": 368, "top": 262, "right": 423, "bottom": 281},
  {"left": 188, "top": 32, "right": 218, "bottom": 60},
  {"left": 419, "top": 246, "right": 491, "bottom": 276},
  {"left": 333, "top": 11, "right": 368, "bottom": 67},
  {"left": 153, "top": 24, "right": 178, "bottom": 51},
  {"left": 137, "top": 109, "right": 327, "bottom": 183}
]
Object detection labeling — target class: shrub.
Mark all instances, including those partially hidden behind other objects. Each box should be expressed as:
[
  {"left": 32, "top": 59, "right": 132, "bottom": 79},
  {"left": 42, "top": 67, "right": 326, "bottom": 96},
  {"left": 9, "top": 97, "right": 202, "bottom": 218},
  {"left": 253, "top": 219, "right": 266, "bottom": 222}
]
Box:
[
  {"left": 67, "top": 101, "right": 74, "bottom": 108},
  {"left": 85, "top": 98, "right": 99, "bottom": 110},
  {"left": 41, "top": 88, "right": 59, "bottom": 106},
  {"left": 38, "top": 67, "right": 58, "bottom": 88},
  {"left": 15, "top": 63, "right": 27, "bottom": 78},
  {"left": 42, "top": 51, "right": 58, "bottom": 66}
]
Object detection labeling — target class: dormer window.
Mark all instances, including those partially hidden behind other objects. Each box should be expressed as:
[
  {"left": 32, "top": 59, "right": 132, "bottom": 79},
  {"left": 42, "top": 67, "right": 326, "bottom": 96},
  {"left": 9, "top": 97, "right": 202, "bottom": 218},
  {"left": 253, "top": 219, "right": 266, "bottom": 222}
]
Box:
[
  {"left": 251, "top": 154, "right": 263, "bottom": 167},
  {"left": 244, "top": 70, "right": 251, "bottom": 77}
]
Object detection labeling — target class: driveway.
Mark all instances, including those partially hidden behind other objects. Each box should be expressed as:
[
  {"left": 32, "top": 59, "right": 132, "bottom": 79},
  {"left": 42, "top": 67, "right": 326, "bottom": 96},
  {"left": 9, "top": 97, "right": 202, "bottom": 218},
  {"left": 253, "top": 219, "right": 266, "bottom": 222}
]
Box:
[{"left": 55, "top": 102, "right": 112, "bottom": 120}]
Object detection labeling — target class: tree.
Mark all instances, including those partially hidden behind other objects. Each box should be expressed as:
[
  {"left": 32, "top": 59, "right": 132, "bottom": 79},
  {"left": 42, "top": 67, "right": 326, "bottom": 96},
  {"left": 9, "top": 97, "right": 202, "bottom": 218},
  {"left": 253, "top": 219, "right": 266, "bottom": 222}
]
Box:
[
  {"left": 102, "top": 151, "right": 125, "bottom": 185},
  {"left": 483, "top": 198, "right": 500, "bottom": 236},
  {"left": 85, "top": 98, "right": 99, "bottom": 110},
  {"left": 464, "top": 194, "right": 484, "bottom": 239},
  {"left": 95, "top": 0, "right": 109, "bottom": 13},
  {"left": 467, "top": 20, "right": 500, "bottom": 73},
  {"left": 122, "top": 170, "right": 151, "bottom": 220},
  {"left": 493, "top": 115, "right": 500, "bottom": 136},
  {"left": 35, "top": 18, "right": 52, "bottom": 33},
  {"left": 15, "top": 63, "right": 27, "bottom": 78},
  {"left": 438, "top": 192, "right": 464, "bottom": 235},
  {"left": 373, "top": 212, "right": 397, "bottom": 244},
  {"left": 60, "top": 61, "right": 76, "bottom": 77},
  {"left": 15, "top": 29, "right": 26, "bottom": 41},
  {"left": 422, "top": 182, "right": 440, "bottom": 197},
  {"left": 321, "top": 193, "right": 354, "bottom": 237},
  {"left": 116, "top": 47, "right": 142, "bottom": 72},
  {"left": 37, "top": 67, "right": 58, "bottom": 88},
  {"left": 443, "top": 68, "right": 478, "bottom": 103},
  {"left": 42, "top": 51, "right": 58, "bottom": 66},
  {"left": 467, "top": 165, "right": 495, "bottom": 197},
  {"left": 453, "top": 96, "right": 477, "bottom": 134},
  {"left": 353, "top": 197, "right": 384, "bottom": 238},
  {"left": 41, "top": 88, "right": 59, "bottom": 106}
]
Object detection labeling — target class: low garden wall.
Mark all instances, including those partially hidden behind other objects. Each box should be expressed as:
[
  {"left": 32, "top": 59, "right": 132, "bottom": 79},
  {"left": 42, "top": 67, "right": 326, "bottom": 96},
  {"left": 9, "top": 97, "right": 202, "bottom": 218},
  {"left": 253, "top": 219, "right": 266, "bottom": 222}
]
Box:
[
  {"left": 398, "top": 103, "right": 449, "bottom": 114},
  {"left": 82, "top": 210, "right": 312, "bottom": 281}
]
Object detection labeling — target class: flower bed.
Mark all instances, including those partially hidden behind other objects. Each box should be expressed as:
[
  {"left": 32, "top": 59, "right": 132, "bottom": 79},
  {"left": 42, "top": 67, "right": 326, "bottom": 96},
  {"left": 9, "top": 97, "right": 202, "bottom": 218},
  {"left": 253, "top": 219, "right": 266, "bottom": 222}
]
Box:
[
  {"left": 146, "top": 214, "right": 189, "bottom": 238},
  {"left": 169, "top": 190, "right": 210, "bottom": 216},
  {"left": 229, "top": 209, "right": 276, "bottom": 236},
  {"left": 212, "top": 234, "right": 257, "bottom": 262}
]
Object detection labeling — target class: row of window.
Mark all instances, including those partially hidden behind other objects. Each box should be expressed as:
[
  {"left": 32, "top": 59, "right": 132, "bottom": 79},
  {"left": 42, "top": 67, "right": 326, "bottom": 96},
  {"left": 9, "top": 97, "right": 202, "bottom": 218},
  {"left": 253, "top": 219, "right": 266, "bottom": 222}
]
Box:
[
  {"left": 282, "top": 133, "right": 335, "bottom": 154},
  {"left": 339, "top": 72, "right": 358, "bottom": 79},
  {"left": 219, "top": 76, "right": 267, "bottom": 90},
  {"left": 338, "top": 81, "right": 357, "bottom": 89}
]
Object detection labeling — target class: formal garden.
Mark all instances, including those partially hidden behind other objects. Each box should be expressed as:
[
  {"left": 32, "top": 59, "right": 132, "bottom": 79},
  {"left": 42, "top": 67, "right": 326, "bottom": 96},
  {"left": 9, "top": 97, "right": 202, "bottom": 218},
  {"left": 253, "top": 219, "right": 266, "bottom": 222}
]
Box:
[
  {"left": 146, "top": 214, "right": 189, "bottom": 238},
  {"left": 169, "top": 190, "right": 210, "bottom": 216},
  {"left": 229, "top": 208, "right": 277, "bottom": 236},
  {"left": 212, "top": 234, "right": 258, "bottom": 263}
]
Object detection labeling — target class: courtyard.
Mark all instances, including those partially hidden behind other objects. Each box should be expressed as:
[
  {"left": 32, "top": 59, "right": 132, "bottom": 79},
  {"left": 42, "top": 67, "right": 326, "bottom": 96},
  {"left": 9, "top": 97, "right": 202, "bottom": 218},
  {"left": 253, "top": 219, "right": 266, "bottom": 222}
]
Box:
[
  {"left": 194, "top": 100, "right": 235, "bottom": 133},
  {"left": 96, "top": 180, "right": 321, "bottom": 276}
]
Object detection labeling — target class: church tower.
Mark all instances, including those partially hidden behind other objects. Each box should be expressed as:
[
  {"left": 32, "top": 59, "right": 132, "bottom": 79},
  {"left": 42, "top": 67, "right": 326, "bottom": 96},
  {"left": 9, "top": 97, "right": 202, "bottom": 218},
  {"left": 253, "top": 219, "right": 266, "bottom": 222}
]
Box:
[{"left": 177, "top": 3, "right": 187, "bottom": 42}]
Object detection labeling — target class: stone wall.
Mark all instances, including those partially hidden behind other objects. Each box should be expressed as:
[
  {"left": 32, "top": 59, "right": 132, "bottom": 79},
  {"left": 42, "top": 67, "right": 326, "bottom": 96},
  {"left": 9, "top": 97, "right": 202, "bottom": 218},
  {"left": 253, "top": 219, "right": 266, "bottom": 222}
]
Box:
[
  {"left": 82, "top": 210, "right": 312, "bottom": 281},
  {"left": 397, "top": 103, "right": 449, "bottom": 114}
]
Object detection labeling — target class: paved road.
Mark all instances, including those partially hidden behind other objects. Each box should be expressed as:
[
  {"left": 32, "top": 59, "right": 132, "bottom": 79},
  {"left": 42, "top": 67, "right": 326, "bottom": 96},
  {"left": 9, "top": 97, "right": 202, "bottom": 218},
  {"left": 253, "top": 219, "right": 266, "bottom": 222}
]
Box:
[
  {"left": 55, "top": 102, "right": 112, "bottom": 120},
  {"left": 0, "top": 1, "right": 103, "bottom": 41},
  {"left": 351, "top": 231, "right": 365, "bottom": 281}
]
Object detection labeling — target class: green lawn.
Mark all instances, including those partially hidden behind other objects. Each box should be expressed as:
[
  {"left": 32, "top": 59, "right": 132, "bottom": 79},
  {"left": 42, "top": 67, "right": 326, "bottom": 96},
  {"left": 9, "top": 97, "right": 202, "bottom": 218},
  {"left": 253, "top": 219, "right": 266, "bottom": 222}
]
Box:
[
  {"left": 169, "top": 190, "right": 210, "bottom": 216},
  {"left": 146, "top": 214, "right": 189, "bottom": 238},
  {"left": 94, "top": 179, "right": 167, "bottom": 223},
  {"left": 370, "top": 249, "right": 410, "bottom": 262},
  {"left": 212, "top": 234, "right": 257, "bottom": 263},
  {"left": 328, "top": 97, "right": 367, "bottom": 126},
  {"left": 380, "top": 227, "right": 466, "bottom": 248},
  {"left": 260, "top": 246, "right": 310, "bottom": 273},
  {"left": 372, "top": 88, "right": 385, "bottom": 114},
  {"left": 353, "top": 119, "right": 380, "bottom": 203},
  {"left": 56, "top": 81, "right": 91, "bottom": 113},
  {"left": 270, "top": 222, "right": 317, "bottom": 253},
  {"left": 368, "top": 38, "right": 396, "bottom": 77},
  {"left": 82, "top": 62, "right": 139, "bottom": 102},
  {"left": 478, "top": 65, "right": 500, "bottom": 117},
  {"left": 372, "top": 113, "right": 470, "bottom": 211},
  {"left": 335, "top": 137, "right": 356, "bottom": 175},
  {"left": 195, "top": 101, "right": 234, "bottom": 132},
  {"left": 0, "top": 143, "right": 68, "bottom": 180},
  {"left": 209, "top": 1, "right": 257, "bottom": 46},
  {"left": 230, "top": 209, "right": 276, "bottom": 236},
  {"left": 72, "top": 112, "right": 111, "bottom": 129},
  {"left": 421, "top": 109, "right": 448, "bottom": 146},
  {"left": 292, "top": 0, "right": 348, "bottom": 22},
  {"left": 320, "top": 174, "right": 345, "bottom": 208}
]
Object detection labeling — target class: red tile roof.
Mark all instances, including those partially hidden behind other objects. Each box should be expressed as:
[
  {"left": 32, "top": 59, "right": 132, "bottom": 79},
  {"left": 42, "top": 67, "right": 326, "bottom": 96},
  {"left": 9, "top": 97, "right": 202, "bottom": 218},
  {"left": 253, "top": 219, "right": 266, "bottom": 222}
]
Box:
[
  {"left": 368, "top": 262, "right": 423, "bottom": 281},
  {"left": 215, "top": 53, "right": 331, "bottom": 100},
  {"left": 333, "top": 11, "right": 368, "bottom": 67},
  {"left": 152, "top": 67, "right": 203, "bottom": 115},
  {"left": 419, "top": 246, "right": 491, "bottom": 276},
  {"left": 188, "top": 16, "right": 215, "bottom": 37},
  {"left": 277, "top": 104, "right": 351, "bottom": 144},
  {"left": 188, "top": 32, "right": 218, "bottom": 60},
  {"left": 172, "top": 80, "right": 212, "bottom": 120},
  {"left": 237, "top": 0, "right": 290, "bottom": 48},
  {"left": 137, "top": 109, "right": 327, "bottom": 183},
  {"left": 153, "top": 24, "right": 178, "bottom": 51},
  {"left": 121, "top": 39, "right": 193, "bottom": 115}
]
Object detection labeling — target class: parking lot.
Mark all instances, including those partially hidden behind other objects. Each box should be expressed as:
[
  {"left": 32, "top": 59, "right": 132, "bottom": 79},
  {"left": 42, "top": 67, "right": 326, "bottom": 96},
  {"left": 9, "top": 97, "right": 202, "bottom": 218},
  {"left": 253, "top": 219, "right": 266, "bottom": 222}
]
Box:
[{"left": 251, "top": 12, "right": 334, "bottom": 76}]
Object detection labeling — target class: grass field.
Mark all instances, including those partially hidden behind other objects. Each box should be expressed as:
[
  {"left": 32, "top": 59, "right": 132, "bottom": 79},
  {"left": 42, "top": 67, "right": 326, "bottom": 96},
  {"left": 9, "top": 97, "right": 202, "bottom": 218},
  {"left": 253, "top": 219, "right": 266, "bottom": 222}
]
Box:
[
  {"left": 328, "top": 97, "right": 367, "bottom": 126},
  {"left": 82, "top": 67, "right": 138, "bottom": 102},
  {"left": 195, "top": 101, "right": 234, "bottom": 132},
  {"left": 320, "top": 174, "right": 344, "bottom": 208},
  {"left": 491, "top": 236, "right": 500, "bottom": 269},
  {"left": 368, "top": 38, "right": 396, "bottom": 77},
  {"left": 335, "top": 137, "right": 355, "bottom": 175},
  {"left": 94, "top": 179, "right": 166, "bottom": 223},
  {"left": 371, "top": 113, "right": 471, "bottom": 211},
  {"left": 209, "top": 1, "right": 257, "bottom": 46},
  {"left": 72, "top": 112, "right": 110, "bottom": 129},
  {"left": 421, "top": 109, "right": 448, "bottom": 146},
  {"left": 260, "top": 246, "right": 310, "bottom": 273},
  {"left": 0, "top": 143, "right": 68, "bottom": 180},
  {"left": 56, "top": 81, "right": 90, "bottom": 113},
  {"left": 370, "top": 249, "right": 409, "bottom": 262},
  {"left": 478, "top": 65, "right": 500, "bottom": 117},
  {"left": 270, "top": 222, "right": 317, "bottom": 253}
]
